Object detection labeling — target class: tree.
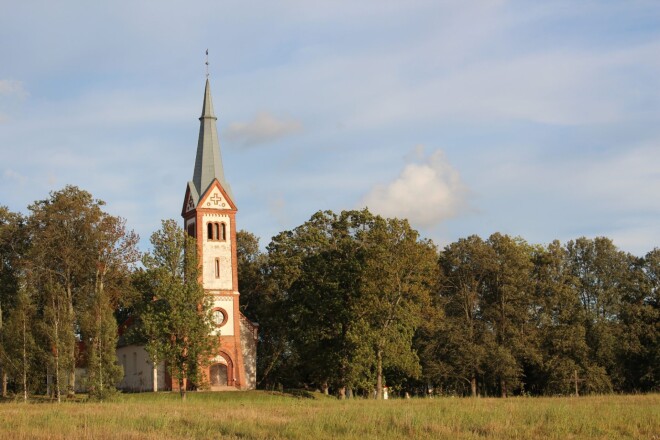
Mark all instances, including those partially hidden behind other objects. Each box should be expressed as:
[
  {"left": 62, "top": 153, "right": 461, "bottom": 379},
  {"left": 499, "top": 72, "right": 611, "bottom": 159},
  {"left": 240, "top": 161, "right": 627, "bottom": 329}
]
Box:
[
  {"left": 261, "top": 209, "right": 437, "bottom": 398},
  {"left": 235, "top": 230, "right": 296, "bottom": 390},
  {"left": 27, "top": 186, "right": 105, "bottom": 398},
  {"left": 0, "top": 206, "right": 27, "bottom": 398},
  {"left": 532, "top": 241, "right": 592, "bottom": 395},
  {"left": 421, "top": 235, "right": 495, "bottom": 397},
  {"left": 482, "top": 233, "right": 537, "bottom": 397},
  {"left": 565, "top": 237, "right": 628, "bottom": 391},
  {"left": 80, "top": 214, "right": 139, "bottom": 399},
  {"left": 2, "top": 287, "right": 36, "bottom": 401},
  {"left": 359, "top": 216, "right": 438, "bottom": 399},
  {"left": 236, "top": 230, "right": 268, "bottom": 318},
  {"left": 142, "top": 219, "right": 215, "bottom": 400},
  {"left": 265, "top": 210, "right": 373, "bottom": 394},
  {"left": 26, "top": 186, "right": 138, "bottom": 400},
  {"left": 616, "top": 248, "right": 660, "bottom": 392}
]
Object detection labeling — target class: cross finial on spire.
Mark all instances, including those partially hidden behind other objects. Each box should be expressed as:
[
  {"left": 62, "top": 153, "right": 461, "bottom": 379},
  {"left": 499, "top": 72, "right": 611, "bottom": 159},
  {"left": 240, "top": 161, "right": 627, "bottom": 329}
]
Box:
[{"left": 205, "top": 49, "right": 209, "bottom": 78}]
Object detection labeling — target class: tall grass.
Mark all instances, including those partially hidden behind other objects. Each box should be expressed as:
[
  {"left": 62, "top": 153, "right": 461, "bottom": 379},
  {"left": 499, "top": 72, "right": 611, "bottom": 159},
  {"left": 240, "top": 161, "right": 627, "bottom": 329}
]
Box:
[{"left": 0, "top": 392, "right": 657, "bottom": 439}]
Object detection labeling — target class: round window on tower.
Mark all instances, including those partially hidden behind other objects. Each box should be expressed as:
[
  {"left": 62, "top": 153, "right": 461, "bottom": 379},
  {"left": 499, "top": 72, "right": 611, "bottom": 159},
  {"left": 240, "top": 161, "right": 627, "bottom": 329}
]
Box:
[{"left": 212, "top": 308, "right": 228, "bottom": 328}]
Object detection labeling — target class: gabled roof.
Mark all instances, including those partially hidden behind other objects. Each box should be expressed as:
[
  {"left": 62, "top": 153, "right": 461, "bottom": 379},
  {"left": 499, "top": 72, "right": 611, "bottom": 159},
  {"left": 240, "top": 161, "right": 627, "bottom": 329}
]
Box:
[{"left": 191, "top": 79, "right": 233, "bottom": 206}]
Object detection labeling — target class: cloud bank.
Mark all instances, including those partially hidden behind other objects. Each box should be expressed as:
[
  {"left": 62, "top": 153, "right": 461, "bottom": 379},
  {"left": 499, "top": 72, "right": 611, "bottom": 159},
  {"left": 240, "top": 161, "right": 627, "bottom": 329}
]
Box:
[
  {"left": 362, "top": 149, "right": 469, "bottom": 227},
  {"left": 225, "top": 112, "right": 302, "bottom": 147}
]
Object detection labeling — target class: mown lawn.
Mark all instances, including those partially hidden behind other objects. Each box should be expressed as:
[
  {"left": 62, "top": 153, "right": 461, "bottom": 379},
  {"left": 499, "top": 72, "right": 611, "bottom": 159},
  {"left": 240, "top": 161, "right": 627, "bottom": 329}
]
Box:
[{"left": 0, "top": 391, "right": 658, "bottom": 439}]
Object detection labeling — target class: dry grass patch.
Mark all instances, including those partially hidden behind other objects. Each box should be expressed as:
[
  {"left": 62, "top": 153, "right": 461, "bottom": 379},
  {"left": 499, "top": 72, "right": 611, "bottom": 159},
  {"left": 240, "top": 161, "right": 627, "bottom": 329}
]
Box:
[{"left": 0, "top": 392, "right": 657, "bottom": 439}]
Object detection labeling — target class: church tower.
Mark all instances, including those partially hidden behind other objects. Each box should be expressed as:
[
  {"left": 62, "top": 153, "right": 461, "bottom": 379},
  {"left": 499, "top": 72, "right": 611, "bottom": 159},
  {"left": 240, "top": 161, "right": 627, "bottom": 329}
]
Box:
[{"left": 180, "top": 79, "right": 257, "bottom": 390}]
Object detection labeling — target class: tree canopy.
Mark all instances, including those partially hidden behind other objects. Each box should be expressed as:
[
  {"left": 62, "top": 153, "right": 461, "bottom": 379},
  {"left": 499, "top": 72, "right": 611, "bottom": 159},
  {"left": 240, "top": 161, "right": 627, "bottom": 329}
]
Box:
[{"left": 1, "top": 189, "right": 658, "bottom": 400}]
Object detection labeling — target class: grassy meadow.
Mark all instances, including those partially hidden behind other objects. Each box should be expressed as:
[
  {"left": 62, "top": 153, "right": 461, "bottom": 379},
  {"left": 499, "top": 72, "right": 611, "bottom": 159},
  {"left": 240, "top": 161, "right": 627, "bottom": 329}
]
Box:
[{"left": 0, "top": 391, "right": 658, "bottom": 439}]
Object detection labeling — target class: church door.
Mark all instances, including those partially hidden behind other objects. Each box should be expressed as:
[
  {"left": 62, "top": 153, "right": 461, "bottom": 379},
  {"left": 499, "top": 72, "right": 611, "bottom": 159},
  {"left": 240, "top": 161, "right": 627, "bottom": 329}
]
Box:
[{"left": 210, "top": 363, "right": 228, "bottom": 386}]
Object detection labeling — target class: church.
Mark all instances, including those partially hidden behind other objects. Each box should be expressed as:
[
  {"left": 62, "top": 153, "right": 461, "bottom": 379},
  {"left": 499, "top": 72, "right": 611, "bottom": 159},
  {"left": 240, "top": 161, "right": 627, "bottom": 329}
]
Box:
[{"left": 115, "top": 79, "right": 258, "bottom": 391}]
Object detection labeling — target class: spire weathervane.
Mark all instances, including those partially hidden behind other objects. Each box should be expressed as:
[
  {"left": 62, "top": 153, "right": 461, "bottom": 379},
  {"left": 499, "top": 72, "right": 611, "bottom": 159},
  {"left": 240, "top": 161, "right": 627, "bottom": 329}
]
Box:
[{"left": 205, "top": 49, "right": 209, "bottom": 78}]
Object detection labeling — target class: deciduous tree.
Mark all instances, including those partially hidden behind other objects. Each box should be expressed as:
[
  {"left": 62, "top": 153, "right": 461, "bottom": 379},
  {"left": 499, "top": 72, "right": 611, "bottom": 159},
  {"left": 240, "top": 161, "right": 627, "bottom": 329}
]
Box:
[{"left": 142, "top": 219, "right": 214, "bottom": 400}]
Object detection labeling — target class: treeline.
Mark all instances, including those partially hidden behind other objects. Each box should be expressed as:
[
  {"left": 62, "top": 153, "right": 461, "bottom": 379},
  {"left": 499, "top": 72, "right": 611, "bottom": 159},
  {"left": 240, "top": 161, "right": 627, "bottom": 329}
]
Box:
[
  {"left": 2, "top": 187, "right": 658, "bottom": 400},
  {"left": 0, "top": 186, "right": 140, "bottom": 401},
  {"left": 237, "top": 210, "right": 659, "bottom": 398},
  {"left": 0, "top": 187, "right": 215, "bottom": 401}
]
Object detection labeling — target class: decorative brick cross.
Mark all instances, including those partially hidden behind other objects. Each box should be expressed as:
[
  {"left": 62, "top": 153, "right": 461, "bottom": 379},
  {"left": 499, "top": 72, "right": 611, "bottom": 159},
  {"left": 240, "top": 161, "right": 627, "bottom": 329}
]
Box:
[{"left": 210, "top": 194, "right": 222, "bottom": 205}]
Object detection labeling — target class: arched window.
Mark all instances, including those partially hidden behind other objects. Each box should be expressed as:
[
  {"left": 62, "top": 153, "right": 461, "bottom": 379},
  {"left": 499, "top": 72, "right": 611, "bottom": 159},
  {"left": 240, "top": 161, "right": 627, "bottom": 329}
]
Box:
[
  {"left": 215, "top": 258, "right": 220, "bottom": 278},
  {"left": 207, "top": 222, "right": 227, "bottom": 241}
]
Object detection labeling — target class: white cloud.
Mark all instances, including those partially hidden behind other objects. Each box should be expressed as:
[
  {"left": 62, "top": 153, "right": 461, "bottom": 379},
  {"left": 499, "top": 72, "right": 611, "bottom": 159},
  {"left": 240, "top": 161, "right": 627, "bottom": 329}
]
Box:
[
  {"left": 3, "top": 169, "right": 27, "bottom": 185},
  {"left": 0, "top": 80, "right": 27, "bottom": 123},
  {"left": 362, "top": 149, "right": 469, "bottom": 227},
  {"left": 225, "top": 112, "right": 302, "bottom": 147},
  {"left": 0, "top": 80, "right": 26, "bottom": 97}
]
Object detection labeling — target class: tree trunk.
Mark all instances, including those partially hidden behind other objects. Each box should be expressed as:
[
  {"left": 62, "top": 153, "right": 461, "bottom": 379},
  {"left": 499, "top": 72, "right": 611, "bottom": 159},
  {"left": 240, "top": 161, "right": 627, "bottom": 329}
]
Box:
[
  {"left": 97, "top": 271, "right": 104, "bottom": 394},
  {"left": 1, "top": 370, "right": 7, "bottom": 398},
  {"left": 179, "top": 378, "right": 186, "bottom": 400},
  {"left": 0, "top": 303, "right": 5, "bottom": 398},
  {"left": 67, "top": 364, "right": 76, "bottom": 397},
  {"left": 53, "top": 295, "right": 61, "bottom": 403},
  {"left": 322, "top": 382, "right": 329, "bottom": 395},
  {"left": 500, "top": 378, "right": 507, "bottom": 398},
  {"left": 376, "top": 349, "right": 383, "bottom": 400},
  {"left": 54, "top": 346, "right": 61, "bottom": 403},
  {"left": 471, "top": 375, "right": 477, "bottom": 398},
  {"left": 153, "top": 364, "right": 158, "bottom": 392},
  {"left": 338, "top": 386, "right": 346, "bottom": 400},
  {"left": 46, "top": 364, "right": 51, "bottom": 397},
  {"left": 22, "top": 315, "right": 28, "bottom": 402},
  {"left": 67, "top": 286, "right": 76, "bottom": 398}
]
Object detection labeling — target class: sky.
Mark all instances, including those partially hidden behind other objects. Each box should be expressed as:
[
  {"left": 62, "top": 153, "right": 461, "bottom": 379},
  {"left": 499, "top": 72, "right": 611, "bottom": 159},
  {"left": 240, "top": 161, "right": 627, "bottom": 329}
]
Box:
[{"left": 1, "top": 0, "right": 659, "bottom": 256}]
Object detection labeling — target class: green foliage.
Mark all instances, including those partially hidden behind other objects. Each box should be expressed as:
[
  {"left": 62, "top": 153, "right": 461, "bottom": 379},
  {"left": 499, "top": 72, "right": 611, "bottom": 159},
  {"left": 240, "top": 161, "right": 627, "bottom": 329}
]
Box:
[
  {"left": 359, "top": 216, "right": 438, "bottom": 397},
  {"left": 27, "top": 186, "right": 108, "bottom": 398},
  {"left": 1, "top": 188, "right": 137, "bottom": 401},
  {"left": 256, "top": 209, "right": 438, "bottom": 397},
  {"left": 3, "top": 186, "right": 659, "bottom": 400},
  {"left": 141, "top": 219, "right": 215, "bottom": 399},
  {"left": 1, "top": 287, "right": 37, "bottom": 400},
  {"left": 419, "top": 234, "right": 659, "bottom": 397},
  {"left": 0, "top": 206, "right": 28, "bottom": 398}
]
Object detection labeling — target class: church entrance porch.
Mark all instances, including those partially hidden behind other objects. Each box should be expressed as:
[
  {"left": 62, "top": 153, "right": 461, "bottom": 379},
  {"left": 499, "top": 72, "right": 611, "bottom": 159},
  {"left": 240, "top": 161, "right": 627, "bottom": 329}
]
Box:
[
  {"left": 206, "top": 351, "right": 236, "bottom": 390},
  {"left": 210, "top": 363, "right": 228, "bottom": 387}
]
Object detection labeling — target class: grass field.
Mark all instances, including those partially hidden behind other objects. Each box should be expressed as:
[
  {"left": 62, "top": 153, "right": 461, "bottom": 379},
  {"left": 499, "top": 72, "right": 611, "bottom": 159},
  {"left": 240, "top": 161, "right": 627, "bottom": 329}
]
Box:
[{"left": 0, "top": 391, "right": 658, "bottom": 439}]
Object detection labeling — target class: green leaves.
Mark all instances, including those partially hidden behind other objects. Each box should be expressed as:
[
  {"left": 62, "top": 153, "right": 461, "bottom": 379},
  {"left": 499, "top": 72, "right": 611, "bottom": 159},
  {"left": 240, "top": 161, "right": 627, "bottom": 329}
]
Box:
[
  {"left": 254, "top": 209, "right": 438, "bottom": 396},
  {"left": 140, "top": 220, "right": 214, "bottom": 399},
  {"left": 0, "top": 187, "right": 139, "bottom": 400}
]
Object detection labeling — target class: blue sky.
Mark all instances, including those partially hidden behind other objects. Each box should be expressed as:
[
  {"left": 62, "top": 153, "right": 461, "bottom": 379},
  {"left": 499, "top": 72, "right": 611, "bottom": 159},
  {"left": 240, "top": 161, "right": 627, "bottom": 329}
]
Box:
[{"left": 1, "top": 1, "right": 659, "bottom": 255}]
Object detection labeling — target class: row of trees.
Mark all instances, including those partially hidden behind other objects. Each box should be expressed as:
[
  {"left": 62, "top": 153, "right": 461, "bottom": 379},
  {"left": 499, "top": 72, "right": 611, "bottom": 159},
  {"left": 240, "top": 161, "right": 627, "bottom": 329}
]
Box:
[
  {"left": 2, "top": 187, "right": 657, "bottom": 400},
  {"left": 239, "top": 210, "right": 438, "bottom": 399},
  {"left": 0, "top": 187, "right": 212, "bottom": 401},
  {"left": 237, "top": 210, "right": 659, "bottom": 397},
  {"left": 0, "top": 186, "right": 140, "bottom": 400}
]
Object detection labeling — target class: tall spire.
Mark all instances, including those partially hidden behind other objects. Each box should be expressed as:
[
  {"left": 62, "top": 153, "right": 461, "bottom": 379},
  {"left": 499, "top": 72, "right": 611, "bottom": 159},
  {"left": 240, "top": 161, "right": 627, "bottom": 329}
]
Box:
[{"left": 191, "top": 78, "right": 233, "bottom": 202}]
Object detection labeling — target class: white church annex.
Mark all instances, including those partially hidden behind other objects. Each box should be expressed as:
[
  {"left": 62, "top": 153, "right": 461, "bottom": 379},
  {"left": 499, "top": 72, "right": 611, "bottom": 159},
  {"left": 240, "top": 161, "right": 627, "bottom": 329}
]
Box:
[{"left": 116, "top": 78, "right": 258, "bottom": 392}]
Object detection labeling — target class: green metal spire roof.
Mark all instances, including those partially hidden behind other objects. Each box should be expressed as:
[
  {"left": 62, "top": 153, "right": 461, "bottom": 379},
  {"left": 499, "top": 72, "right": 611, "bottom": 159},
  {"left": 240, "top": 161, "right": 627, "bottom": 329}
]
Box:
[{"left": 190, "top": 79, "right": 233, "bottom": 204}]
